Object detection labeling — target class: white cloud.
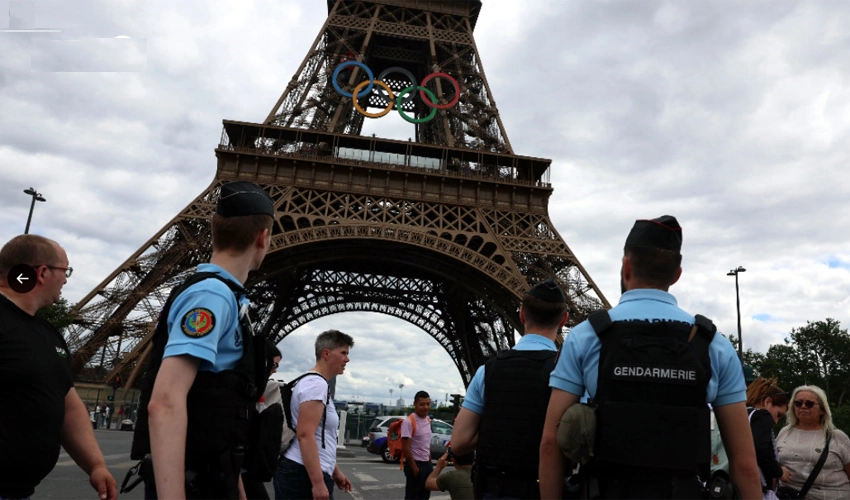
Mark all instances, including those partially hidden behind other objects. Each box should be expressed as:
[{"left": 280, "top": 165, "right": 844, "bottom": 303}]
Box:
[{"left": 2, "top": 1, "right": 850, "bottom": 399}]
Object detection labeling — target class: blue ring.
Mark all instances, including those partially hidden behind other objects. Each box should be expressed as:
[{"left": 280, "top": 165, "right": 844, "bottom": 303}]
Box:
[{"left": 332, "top": 61, "right": 374, "bottom": 98}]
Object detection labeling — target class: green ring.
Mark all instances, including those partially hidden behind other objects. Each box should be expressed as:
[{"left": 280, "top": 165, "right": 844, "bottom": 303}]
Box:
[{"left": 396, "top": 86, "right": 439, "bottom": 123}]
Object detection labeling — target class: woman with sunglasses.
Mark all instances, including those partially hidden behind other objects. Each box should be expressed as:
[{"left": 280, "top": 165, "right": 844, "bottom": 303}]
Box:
[
  {"left": 776, "top": 385, "right": 850, "bottom": 499},
  {"left": 746, "top": 378, "right": 791, "bottom": 499}
]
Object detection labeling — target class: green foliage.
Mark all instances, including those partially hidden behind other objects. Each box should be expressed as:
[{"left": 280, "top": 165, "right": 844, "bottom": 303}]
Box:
[
  {"left": 832, "top": 406, "right": 850, "bottom": 436},
  {"left": 724, "top": 334, "right": 763, "bottom": 368},
  {"left": 36, "top": 297, "right": 77, "bottom": 332},
  {"left": 751, "top": 318, "right": 850, "bottom": 433}
]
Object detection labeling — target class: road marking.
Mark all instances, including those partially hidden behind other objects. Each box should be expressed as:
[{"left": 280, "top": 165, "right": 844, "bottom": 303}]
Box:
[
  {"left": 353, "top": 472, "right": 378, "bottom": 482},
  {"left": 55, "top": 453, "right": 129, "bottom": 466},
  {"left": 359, "top": 483, "right": 406, "bottom": 491}
]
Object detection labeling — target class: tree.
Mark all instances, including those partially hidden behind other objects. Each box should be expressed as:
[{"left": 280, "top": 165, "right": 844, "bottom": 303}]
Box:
[
  {"left": 757, "top": 343, "right": 806, "bottom": 393},
  {"left": 788, "top": 319, "right": 850, "bottom": 405},
  {"left": 722, "top": 334, "right": 763, "bottom": 367},
  {"left": 36, "top": 297, "right": 77, "bottom": 332},
  {"left": 756, "top": 319, "right": 850, "bottom": 408}
]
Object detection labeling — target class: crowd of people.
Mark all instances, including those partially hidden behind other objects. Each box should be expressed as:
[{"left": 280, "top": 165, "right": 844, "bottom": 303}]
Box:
[{"left": 4, "top": 182, "right": 850, "bottom": 500}]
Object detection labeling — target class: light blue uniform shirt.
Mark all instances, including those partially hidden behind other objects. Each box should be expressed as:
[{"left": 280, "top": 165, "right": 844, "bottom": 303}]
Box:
[
  {"left": 462, "top": 334, "right": 557, "bottom": 415},
  {"left": 549, "top": 289, "right": 746, "bottom": 407},
  {"left": 163, "top": 263, "right": 248, "bottom": 373}
]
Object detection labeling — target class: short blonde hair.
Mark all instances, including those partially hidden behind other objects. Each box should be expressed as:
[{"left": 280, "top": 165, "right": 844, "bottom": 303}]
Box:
[{"left": 785, "top": 385, "right": 835, "bottom": 434}]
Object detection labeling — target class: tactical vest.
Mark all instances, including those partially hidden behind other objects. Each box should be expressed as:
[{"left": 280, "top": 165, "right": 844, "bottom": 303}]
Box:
[
  {"left": 476, "top": 349, "right": 556, "bottom": 478},
  {"left": 589, "top": 311, "right": 715, "bottom": 480},
  {"left": 131, "top": 272, "right": 267, "bottom": 468}
]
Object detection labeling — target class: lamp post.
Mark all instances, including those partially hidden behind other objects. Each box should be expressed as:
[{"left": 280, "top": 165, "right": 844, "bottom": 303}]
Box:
[
  {"left": 23, "top": 187, "right": 46, "bottom": 234},
  {"left": 727, "top": 266, "right": 746, "bottom": 358}
]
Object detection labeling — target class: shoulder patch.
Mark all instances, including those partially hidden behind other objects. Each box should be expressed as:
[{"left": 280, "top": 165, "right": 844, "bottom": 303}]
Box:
[{"left": 182, "top": 308, "right": 215, "bottom": 337}]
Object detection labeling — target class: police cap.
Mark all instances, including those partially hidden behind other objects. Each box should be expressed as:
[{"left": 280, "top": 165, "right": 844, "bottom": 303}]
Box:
[
  {"left": 527, "top": 278, "right": 566, "bottom": 303},
  {"left": 216, "top": 181, "right": 274, "bottom": 218},
  {"left": 624, "top": 215, "right": 682, "bottom": 253}
]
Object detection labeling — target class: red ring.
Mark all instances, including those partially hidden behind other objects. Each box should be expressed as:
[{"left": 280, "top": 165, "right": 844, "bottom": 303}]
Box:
[{"left": 419, "top": 72, "right": 460, "bottom": 109}]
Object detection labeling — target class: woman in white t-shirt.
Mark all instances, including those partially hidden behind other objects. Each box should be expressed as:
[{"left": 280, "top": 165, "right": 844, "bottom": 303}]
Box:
[{"left": 274, "top": 330, "right": 354, "bottom": 500}]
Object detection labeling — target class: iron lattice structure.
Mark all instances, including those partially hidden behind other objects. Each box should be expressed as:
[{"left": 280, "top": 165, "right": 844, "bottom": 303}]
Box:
[{"left": 67, "top": 0, "right": 609, "bottom": 389}]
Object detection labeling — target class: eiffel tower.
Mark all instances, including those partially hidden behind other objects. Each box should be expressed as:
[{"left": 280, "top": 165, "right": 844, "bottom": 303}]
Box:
[{"left": 66, "top": 0, "right": 609, "bottom": 389}]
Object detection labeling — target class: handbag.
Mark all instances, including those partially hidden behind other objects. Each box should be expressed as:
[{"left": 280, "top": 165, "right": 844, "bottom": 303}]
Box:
[{"left": 775, "top": 431, "right": 831, "bottom": 500}]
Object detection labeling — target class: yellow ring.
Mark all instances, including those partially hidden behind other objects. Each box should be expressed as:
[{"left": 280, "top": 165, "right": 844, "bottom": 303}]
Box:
[{"left": 352, "top": 80, "right": 395, "bottom": 118}]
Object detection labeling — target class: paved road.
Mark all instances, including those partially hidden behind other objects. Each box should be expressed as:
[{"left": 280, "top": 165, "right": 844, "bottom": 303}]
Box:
[{"left": 38, "top": 429, "right": 450, "bottom": 499}]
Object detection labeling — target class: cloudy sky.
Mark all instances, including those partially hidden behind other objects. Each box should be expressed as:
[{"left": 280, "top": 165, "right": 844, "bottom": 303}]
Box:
[{"left": 2, "top": 0, "right": 849, "bottom": 407}]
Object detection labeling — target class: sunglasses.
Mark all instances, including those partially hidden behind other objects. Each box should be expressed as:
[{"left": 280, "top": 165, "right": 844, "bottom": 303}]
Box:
[{"left": 794, "top": 400, "right": 819, "bottom": 409}]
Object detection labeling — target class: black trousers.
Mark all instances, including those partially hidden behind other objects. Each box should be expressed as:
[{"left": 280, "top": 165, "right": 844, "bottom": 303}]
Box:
[
  {"left": 403, "top": 460, "right": 433, "bottom": 500},
  {"left": 241, "top": 472, "right": 270, "bottom": 500}
]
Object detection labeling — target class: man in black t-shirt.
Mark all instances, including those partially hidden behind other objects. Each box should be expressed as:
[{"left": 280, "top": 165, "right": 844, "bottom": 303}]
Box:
[{"left": 0, "top": 234, "right": 117, "bottom": 500}]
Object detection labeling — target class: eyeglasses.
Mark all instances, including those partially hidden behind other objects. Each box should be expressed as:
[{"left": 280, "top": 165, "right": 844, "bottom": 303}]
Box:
[
  {"left": 43, "top": 265, "right": 73, "bottom": 278},
  {"left": 272, "top": 362, "right": 279, "bottom": 369},
  {"left": 794, "top": 400, "right": 819, "bottom": 409}
]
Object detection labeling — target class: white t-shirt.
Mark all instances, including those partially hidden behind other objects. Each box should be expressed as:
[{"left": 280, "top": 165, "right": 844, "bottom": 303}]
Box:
[{"left": 283, "top": 374, "right": 339, "bottom": 475}]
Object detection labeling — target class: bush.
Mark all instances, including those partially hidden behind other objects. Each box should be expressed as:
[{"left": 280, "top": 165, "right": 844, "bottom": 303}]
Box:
[{"left": 831, "top": 405, "right": 850, "bottom": 435}]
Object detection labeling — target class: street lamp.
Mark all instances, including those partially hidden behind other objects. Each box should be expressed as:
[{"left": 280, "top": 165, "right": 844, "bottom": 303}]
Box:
[
  {"left": 727, "top": 266, "right": 746, "bottom": 358},
  {"left": 23, "top": 187, "right": 46, "bottom": 234}
]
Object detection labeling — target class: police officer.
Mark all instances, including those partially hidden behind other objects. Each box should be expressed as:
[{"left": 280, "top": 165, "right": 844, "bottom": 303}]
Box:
[
  {"left": 452, "top": 278, "right": 568, "bottom": 499},
  {"left": 538, "top": 215, "right": 761, "bottom": 499},
  {"left": 138, "top": 181, "right": 275, "bottom": 499}
]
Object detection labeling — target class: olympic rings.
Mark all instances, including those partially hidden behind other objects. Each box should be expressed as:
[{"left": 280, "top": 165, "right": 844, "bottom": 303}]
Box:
[
  {"left": 353, "top": 80, "right": 395, "bottom": 118},
  {"left": 396, "top": 86, "right": 438, "bottom": 124},
  {"left": 332, "top": 62, "right": 459, "bottom": 122},
  {"left": 376, "top": 67, "right": 417, "bottom": 106},
  {"left": 333, "top": 61, "right": 374, "bottom": 98},
  {"left": 420, "top": 73, "right": 460, "bottom": 109}
]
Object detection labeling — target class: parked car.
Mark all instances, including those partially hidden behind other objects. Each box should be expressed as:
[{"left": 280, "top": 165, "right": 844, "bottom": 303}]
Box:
[{"left": 366, "top": 416, "right": 453, "bottom": 463}]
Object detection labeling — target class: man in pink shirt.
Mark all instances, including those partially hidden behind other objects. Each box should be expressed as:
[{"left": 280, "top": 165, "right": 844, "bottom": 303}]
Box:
[{"left": 402, "top": 391, "right": 433, "bottom": 499}]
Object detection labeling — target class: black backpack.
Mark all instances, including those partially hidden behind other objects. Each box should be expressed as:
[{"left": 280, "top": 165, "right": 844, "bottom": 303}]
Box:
[{"left": 243, "top": 382, "right": 285, "bottom": 482}]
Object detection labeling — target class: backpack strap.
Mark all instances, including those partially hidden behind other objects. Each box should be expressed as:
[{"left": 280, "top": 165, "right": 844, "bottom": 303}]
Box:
[
  {"left": 690, "top": 314, "right": 717, "bottom": 482},
  {"left": 688, "top": 315, "right": 716, "bottom": 365},
  {"left": 399, "top": 413, "right": 419, "bottom": 469},
  {"left": 588, "top": 310, "right": 613, "bottom": 337},
  {"left": 693, "top": 315, "right": 717, "bottom": 338},
  {"left": 285, "top": 372, "right": 329, "bottom": 449}
]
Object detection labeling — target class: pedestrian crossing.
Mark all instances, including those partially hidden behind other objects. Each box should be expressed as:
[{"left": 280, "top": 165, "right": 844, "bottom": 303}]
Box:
[
  {"left": 55, "top": 452, "right": 137, "bottom": 470},
  {"left": 54, "top": 450, "right": 451, "bottom": 498}
]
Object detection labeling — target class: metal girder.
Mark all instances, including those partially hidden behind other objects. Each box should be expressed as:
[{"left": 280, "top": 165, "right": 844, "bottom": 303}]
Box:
[
  {"left": 266, "top": 0, "right": 512, "bottom": 153},
  {"left": 68, "top": 0, "right": 610, "bottom": 389}
]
